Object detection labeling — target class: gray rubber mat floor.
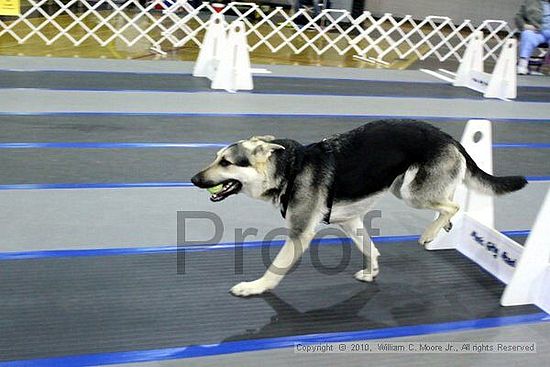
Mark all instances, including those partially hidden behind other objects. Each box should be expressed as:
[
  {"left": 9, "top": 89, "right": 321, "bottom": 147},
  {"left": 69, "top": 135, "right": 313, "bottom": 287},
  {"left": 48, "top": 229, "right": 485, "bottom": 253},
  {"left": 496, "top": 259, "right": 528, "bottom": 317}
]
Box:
[
  {"left": 2, "top": 89, "right": 547, "bottom": 118},
  {"left": 0, "top": 239, "right": 541, "bottom": 363},
  {"left": 1, "top": 57, "right": 548, "bottom": 87},
  {"left": 1, "top": 70, "right": 549, "bottom": 102},
  {"left": 0, "top": 115, "right": 548, "bottom": 143},
  {"left": 0, "top": 147, "right": 547, "bottom": 185},
  {"left": 0, "top": 116, "right": 548, "bottom": 184}
]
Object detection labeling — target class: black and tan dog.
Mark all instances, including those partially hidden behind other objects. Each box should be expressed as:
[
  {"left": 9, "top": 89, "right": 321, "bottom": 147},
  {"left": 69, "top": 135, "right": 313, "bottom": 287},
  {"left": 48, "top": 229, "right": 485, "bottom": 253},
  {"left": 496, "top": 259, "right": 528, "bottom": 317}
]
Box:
[{"left": 192, "top": 120, "right": 527, "bottom": 297}]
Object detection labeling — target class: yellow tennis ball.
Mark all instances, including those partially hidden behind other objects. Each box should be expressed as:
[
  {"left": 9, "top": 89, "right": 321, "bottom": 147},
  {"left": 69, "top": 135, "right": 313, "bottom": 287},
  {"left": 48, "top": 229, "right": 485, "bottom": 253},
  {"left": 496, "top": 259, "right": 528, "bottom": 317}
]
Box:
[{"left": 207, "top": 184, "right": 223, "bottom": 194}]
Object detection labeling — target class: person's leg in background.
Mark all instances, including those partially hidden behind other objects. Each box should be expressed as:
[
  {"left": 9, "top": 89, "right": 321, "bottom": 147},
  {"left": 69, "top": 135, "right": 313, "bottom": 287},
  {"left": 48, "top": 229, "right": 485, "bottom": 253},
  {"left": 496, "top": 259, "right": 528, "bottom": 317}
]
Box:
[
  {"left": 293, "top": 0, "right": 304, "bottom": 25},
  {"left": 293, "top": 0, "right": 319, "bottom": 26},
  {"left": 518, "top": 29, "right": 550, "bottom": 74},
  {"left": 313, "top": 0, "right": 320, "bottom": 17}
]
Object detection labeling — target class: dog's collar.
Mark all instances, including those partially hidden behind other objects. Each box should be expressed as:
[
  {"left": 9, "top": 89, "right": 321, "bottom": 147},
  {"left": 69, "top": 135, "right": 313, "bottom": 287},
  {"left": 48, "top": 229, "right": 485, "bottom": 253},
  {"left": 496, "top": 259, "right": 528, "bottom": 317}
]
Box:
[
  {"left": 322, "top": 141, "right": 336, "bottom": 224},
  {"left": 279, "top": 141, "right": 335, "bottom": 224},
  {"left": 279, "top": 150, "right": 301, "bottom": 221}
]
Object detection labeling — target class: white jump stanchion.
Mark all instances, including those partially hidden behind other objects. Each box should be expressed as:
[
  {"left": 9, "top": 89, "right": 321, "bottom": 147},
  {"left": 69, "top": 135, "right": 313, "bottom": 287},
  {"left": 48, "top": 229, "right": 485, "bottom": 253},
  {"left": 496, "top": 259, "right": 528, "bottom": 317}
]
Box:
[
  {"left": 427, "top": 119, "right": 494, "bottom": 250},
  {"left": 421, "top": 32, "right": 517, "bottom": 100},
  {"left": 485, "top": 39, "right": 517, "bottom": 100},
  {"left": 453, "top": 31, "right": 484, "bottom": 89},
  {"left": 501, "top": 190, "right": 550, "bottom": 314},
  {"left": 456, "top": 119, "right": 495, "bottom": 229},
  {"left": 192, "top": 13, "right": 226, "bottom": 80},
  {"left": 427, "top": 119, "right": 550, "bottom": 312},
  {"left": 427, "top": 119, "right": 521, "bottom": 284},
  {"left": 211, "top": 21, "right": 253, "bottom": 92},
  {"left": 192, "top": 14, "right": 271, "bottom": 92}
]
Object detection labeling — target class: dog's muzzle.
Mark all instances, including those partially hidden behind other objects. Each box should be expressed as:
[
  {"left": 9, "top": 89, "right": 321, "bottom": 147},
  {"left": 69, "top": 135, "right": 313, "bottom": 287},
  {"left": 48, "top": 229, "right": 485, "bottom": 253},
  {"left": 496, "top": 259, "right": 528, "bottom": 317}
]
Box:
[
  {"left": 208, "top": 179, "right": 242, "bottom": 202},
  {"left": 191, "top": 174, "right": 242, "bottom": 202}
]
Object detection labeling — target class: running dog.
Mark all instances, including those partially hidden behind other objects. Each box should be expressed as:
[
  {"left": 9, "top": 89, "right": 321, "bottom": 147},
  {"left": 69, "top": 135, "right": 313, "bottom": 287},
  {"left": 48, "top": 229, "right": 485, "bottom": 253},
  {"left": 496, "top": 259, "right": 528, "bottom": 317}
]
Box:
[{"left": 191, "top": 120, "right": 527, "bottom": 297}]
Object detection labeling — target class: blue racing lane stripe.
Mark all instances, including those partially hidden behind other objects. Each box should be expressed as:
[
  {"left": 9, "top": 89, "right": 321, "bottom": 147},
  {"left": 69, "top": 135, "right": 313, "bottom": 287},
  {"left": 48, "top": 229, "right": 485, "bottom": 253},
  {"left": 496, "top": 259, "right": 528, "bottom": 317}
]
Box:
[
  {"left": 0, "top": 182, "right": 195, "bottom": 190},
  {"left": 0, "top": 142, "right": 228, "bottom": 149},
  {"left": 0, "top": 312, "right": 547, "bottom": 367},
  {"left": 0, "top": 177, "right": 548, "bottom": 191},
  {"left": 526, "top": 176, "right": 550, "bottom": 181},
  {"left": 493, "top": 143, "right": 550, "bottom": 149},
  {"left": 0, "top": 142, "right": 548, "bottom": 149},
  {"left": 0, "top": 230, "right": 528, "bottom": 260}
]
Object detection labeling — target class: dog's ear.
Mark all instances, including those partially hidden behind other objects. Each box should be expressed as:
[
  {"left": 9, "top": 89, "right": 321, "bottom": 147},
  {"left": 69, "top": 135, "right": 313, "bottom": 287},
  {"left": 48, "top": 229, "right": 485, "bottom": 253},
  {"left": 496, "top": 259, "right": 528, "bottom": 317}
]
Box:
[
  {"left": 249, "top": 135, "right": 276, "bottom": 142},
  {"left": 252, "top": 142, "right": 285, "bottom": 163}
]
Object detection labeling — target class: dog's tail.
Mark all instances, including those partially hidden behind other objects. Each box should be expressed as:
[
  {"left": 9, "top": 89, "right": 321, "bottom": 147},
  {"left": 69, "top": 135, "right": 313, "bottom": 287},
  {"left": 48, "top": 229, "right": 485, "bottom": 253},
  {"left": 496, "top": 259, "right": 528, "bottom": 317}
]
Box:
[{"left": 457, "top": 144, "right": 528, "bottom": 195}]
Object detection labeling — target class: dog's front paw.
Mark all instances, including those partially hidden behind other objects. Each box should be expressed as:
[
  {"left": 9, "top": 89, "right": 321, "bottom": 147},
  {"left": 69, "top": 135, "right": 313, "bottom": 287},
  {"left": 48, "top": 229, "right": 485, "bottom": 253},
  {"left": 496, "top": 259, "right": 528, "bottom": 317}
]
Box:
[{"left": 230, "top": 279, "right": 271, "bottom": 297}]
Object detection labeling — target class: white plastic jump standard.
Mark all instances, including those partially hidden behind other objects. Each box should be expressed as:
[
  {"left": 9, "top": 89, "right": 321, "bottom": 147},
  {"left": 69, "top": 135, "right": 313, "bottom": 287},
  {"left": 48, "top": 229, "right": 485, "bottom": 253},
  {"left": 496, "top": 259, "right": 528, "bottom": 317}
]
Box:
[
  {"left": 427, "top": 119, "right": 497, "bottom": 250},
  {"left": 485, "top": 39, "right": 517, "bottom": 99},
  {"left": 422, "top": 31, "right": 517, "bottom": 100},
  {"left": 453, "top": 31, "right": 484, "bottom": 88},
  {"left": 501, "top": 190, "right": 550, "bottom": 314},
  {"left": 192, "top": 13, "right": 226, "bottom": 80},
  {"left": 193, "top": 15, "right": 271, "bottom": 93},
  {"left": 427, "top": 119, "right": 549, "bottom": 313},
  {"left": 211, "top": 21, "right": 253, "bottom": 92}
]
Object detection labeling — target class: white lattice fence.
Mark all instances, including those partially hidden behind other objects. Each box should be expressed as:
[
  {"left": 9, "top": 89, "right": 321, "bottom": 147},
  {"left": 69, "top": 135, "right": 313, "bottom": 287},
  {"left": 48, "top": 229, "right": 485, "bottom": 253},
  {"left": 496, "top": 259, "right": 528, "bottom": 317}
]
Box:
[{"left": 0, "top": 0, "right": 516, "bottom": 62}]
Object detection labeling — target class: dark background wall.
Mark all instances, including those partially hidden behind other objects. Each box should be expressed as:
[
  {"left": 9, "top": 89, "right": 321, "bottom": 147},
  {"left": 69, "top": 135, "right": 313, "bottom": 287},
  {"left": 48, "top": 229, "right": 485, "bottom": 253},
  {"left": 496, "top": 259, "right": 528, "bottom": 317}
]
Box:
[{"left": 332, "top": 0, "right": 520, "bottom": 26}]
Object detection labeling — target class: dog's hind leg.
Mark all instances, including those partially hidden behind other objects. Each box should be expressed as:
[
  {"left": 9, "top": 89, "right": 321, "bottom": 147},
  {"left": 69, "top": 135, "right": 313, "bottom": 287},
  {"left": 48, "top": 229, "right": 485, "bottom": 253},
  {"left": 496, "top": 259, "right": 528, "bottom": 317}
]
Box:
[
  {"left": 443, "top": 189, "right": 458, "bottom": 232},
  {"left": 418, "top": 200, "right": 459, "bottom": 245},
  {"left": 398, "top": 147, "right": 464, "bottom": 246},
  {"left": 339, "top": 217, "right": 380, "bottom": 282}
]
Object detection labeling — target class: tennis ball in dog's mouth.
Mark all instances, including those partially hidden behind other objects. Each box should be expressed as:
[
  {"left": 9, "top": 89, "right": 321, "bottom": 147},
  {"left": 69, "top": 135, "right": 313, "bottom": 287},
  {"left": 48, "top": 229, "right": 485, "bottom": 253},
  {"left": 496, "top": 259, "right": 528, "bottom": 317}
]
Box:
[{"left": 207, "top": 184, "right": 224, "bottom": 194}]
